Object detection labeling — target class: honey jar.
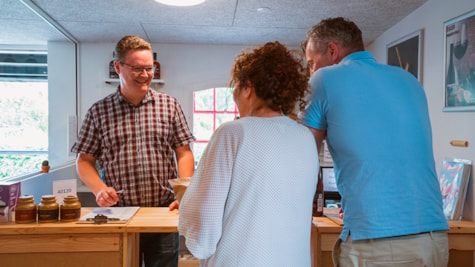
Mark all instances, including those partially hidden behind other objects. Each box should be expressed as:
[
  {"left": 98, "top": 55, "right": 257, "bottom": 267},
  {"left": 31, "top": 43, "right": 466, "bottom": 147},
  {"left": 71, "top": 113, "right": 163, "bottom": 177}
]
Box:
[
  {"left": 60, "top": 195, "right": 81, "bottom": 222},
  {"left": 38, "top": 195, "right": 59, "bottom": 223},
  {"left": 15, "top": 195, "right": 37, "bottom": 223}
]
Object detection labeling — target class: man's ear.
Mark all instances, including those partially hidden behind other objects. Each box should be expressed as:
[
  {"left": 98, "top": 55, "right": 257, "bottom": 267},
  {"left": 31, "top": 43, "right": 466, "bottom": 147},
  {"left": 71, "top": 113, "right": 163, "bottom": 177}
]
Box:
[
  {"left": 114, "top": 61, "right": 121, "bottom": 75},
  {"left": 328, "top": 42, "right": 339, "bottom": 63}
]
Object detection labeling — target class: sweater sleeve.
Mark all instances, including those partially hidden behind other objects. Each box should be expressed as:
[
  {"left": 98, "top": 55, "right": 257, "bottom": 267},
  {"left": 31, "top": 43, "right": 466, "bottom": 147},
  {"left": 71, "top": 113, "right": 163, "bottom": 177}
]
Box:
[{"left": 178, "top": 123, "right": 236, "bottom": 259}]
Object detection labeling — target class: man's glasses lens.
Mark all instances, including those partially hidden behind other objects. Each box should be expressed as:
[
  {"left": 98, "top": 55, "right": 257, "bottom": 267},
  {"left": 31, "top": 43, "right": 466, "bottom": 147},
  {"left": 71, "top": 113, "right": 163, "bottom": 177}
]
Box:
[{"left": 121, "top": 62, "right": 155, "bottom": 74}]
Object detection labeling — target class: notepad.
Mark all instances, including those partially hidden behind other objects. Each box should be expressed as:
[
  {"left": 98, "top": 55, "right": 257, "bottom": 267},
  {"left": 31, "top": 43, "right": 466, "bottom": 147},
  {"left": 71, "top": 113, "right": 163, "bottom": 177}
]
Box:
[{"left": 77, "top": 206, "right": 139, "bottom": 224}]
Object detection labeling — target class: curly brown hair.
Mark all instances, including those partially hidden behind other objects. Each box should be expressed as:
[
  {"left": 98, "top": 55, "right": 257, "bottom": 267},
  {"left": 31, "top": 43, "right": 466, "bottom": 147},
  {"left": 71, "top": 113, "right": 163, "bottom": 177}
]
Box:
[
  {"left": 114, "top": 36, "right": 152, "bottom": 63},
  {"left": 302, "top": 17, "right": 364, "bottom": 54},
  {"left": 229, "top": 41, "right": 309, "bottom": 115}
]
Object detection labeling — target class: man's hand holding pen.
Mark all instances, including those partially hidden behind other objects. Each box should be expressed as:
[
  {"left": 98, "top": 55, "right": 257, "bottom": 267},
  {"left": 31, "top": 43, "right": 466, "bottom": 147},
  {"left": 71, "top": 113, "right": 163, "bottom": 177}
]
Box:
[{"left": 95, "top": 187, "right": 123, "bottom": 207}]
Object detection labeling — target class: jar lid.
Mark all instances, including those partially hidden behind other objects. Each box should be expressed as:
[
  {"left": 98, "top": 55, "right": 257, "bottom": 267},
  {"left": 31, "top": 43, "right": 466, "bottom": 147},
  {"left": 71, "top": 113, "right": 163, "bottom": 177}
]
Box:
[
  {"left": 19, "top": 195, "right": 34, "bottom": 201},
  {"left": 64, "top": 195, "right": 78, "bottom": 201}
]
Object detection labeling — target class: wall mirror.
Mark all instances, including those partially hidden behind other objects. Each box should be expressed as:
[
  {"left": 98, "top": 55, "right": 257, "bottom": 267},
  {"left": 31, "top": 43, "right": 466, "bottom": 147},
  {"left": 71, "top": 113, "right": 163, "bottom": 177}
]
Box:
[{"left": 0, "top": 0, "right": 78, "bottom": 180}]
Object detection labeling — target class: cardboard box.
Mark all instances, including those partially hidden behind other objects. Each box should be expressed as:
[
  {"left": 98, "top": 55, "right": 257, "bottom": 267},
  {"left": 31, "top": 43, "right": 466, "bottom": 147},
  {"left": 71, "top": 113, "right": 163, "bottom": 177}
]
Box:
[{"left": 0, "top": 181, "right": 21, "bottom": 222}]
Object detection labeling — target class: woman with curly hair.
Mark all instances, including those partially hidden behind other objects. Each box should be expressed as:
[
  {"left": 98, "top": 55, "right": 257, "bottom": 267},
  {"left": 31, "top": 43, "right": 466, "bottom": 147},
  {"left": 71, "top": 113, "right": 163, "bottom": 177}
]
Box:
[{"left": 178, "top": 41, "right": 319, "bottom": 266}]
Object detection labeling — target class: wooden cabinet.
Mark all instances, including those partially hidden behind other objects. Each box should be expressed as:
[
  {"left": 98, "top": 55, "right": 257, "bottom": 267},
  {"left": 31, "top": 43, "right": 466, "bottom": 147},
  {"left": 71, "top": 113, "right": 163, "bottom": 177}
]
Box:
[
  {"left": 0, "top": 207, "right": 197, "bottom": 267},
  {"left": 0, "top": 208, "right": 129, "bottom": 267},
  {"left": 312, "top": 217, "right": 475, "bottom": 267}
]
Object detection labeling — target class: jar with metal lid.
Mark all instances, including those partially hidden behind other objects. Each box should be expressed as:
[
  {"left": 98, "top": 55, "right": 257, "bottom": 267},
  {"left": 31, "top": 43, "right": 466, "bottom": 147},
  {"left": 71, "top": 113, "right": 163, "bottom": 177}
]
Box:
[
  {"left": 60, "top": 195, "right": 81, "bottom": 222},
  {"left": 15, "top": 195, "right": 37, "bottom": 223},
  {"left": 37, "top": 195, "right": 59, "bottom": 223}
]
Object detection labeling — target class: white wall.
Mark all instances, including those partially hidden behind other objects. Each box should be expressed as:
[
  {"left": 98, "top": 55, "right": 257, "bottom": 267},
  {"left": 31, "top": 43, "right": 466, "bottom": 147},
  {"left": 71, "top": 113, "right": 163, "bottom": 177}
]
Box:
[
  {"left": 368, "top": 0, "right": 475, "bottom": 220},
  {"left": 48, "top": 41, "right": 77, "bottom": 165}
]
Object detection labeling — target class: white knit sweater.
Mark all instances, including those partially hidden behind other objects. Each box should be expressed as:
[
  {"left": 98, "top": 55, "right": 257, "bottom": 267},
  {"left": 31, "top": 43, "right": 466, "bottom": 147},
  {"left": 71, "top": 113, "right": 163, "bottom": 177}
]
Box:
[{"left": 179, "top": 116, "right": 319, "bottom": 267}]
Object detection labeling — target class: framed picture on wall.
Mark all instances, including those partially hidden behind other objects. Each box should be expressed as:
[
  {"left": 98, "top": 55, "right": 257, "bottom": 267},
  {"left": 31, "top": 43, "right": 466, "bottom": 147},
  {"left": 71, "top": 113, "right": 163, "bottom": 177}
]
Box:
[
  {"left": 386, "top": 29, "right": 423, "bottom": 83},
  {"left": 443, "top": 9, "right": 475, "bottom": 112}
]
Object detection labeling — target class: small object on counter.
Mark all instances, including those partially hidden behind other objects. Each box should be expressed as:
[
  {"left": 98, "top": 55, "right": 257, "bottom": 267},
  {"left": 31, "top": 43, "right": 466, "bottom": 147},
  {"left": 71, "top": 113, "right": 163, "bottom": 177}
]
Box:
[
  {"left": 168, "top": 177, "right": 191, "bottom": 203},
  {"left": 0, "top": 181, "right": 21, "bottom": 222},
  {"left": 60, "top": 195, "right": 81, "bottom": 222},
  {"left": 15, "top": 195, "right": 37, "bottom": 224},
  {"left": 450, "top": 140, "right": 468, "bottom": 147},
  {"left": 86, "top": 214, "right": 120, "bottom": 224},
  {"left": 38, "top": 195, "right": 59, "bottom": 223},
  {"left": 41, "top": 160, "right": 50, "bottom": 173}
]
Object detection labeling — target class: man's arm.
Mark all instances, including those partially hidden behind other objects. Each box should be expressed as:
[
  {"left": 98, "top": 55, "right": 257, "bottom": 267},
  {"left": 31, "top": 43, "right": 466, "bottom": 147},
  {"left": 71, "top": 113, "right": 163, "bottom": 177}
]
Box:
[
  {"left": 76, "top": 153, "right": 117, "bottom": 207},
  {"left": 174, "top": 144, "right": 195, "bottom": 178},
  {"left": 307, "top": 127, "right": 327, "bottom": 154},
  {"left": 169, "top": 144, "right": 194, "bottom": 210}
]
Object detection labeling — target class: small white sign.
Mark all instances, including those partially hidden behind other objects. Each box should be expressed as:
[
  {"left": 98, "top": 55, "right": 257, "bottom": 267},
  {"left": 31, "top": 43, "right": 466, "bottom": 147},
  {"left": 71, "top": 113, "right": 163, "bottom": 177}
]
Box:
[
  {"left": 323, "top": 140, "right": 333, "bottom": 163},
  {"left": 53, "top": 179, "right": 77, "bottom": 204}
]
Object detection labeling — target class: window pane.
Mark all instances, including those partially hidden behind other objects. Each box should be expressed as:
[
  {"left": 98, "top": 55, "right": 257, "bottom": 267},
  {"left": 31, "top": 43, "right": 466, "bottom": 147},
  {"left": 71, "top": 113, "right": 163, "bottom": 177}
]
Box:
[
  {"left": 0, "top": 154, "right": 45, "bottom": 178},
  {"left": 216, "top": 114, "right": 236, "bottom": 129},
  {"left": 193, "top": 113, "right": 214, "bottom": 140},
  {"left": 192, "top": 142, "right": 208, "bottom": 167},
  {"left": 0, "top": 81, "right": 48, "bottom": 150},
  {"left": 0, "top": 81, "right": 48, "bottom": 179},
  {"left": 193, "top": 87, "right": 237, "bottom": 169},
  {"left": 215, "top": 87, "right": 235, "bottom": 111},
  {"left": 194, "top": 88, "right": 214, "bottom": 111}
]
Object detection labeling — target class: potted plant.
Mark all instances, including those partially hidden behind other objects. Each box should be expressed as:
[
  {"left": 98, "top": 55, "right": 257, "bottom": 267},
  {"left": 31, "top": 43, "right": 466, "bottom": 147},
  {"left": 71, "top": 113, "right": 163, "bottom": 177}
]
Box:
[{"left": 41, "top": 160, "right": 50, "bottom": 173}]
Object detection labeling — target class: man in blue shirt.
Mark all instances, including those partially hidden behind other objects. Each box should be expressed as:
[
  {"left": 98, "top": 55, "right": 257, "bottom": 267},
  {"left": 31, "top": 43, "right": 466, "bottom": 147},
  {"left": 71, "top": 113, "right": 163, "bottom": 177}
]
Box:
[{"left": 301, "top": 17, "right": 449, "bottom": 266}]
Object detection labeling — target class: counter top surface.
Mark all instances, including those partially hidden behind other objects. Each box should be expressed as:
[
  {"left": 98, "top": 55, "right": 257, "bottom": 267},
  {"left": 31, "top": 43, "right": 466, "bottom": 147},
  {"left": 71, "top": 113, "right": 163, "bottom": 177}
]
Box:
[
  {"left": 0, "top": 207, "right": 180, "bottom": 235},
  {"left": 313, "top": 216, "right": 475, "bottom": 234},
  {"left": 0, "top": 208, "right": 128, "bottom": 235},
  {"left": 127, "top": 207, "right": 179, "bottom": 233}
]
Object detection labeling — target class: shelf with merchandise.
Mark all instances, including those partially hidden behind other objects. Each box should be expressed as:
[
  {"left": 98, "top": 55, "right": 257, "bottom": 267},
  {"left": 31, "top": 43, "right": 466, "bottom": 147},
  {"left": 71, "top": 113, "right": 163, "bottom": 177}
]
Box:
[{"left": 105, "top": 79, "right": 165, "bottom": 85}]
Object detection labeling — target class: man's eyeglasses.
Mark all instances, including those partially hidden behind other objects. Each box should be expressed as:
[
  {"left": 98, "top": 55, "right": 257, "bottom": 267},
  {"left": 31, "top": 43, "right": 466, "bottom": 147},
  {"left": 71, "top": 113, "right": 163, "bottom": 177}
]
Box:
[{"left": 120, "top": 62, "right": 155, "bottom": 74}]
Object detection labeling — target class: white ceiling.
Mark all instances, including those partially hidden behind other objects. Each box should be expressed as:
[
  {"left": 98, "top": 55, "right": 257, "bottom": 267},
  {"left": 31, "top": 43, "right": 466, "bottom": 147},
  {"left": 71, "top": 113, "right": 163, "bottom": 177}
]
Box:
[{"left": 1, "top": 0, "right": 428, "bottom": 47}]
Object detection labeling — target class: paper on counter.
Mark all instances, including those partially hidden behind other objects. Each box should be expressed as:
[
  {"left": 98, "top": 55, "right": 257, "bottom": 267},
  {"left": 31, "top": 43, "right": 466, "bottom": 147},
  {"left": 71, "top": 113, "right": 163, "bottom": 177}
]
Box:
[{"left": 77, "top": 206, "right": 139, "bottom": 224}]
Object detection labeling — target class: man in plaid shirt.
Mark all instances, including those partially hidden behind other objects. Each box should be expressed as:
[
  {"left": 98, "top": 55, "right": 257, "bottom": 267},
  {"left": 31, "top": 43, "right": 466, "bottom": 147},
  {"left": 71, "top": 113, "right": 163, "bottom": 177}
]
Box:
[{"left": 71, "top": 35, "right": 195, "bottom": 267}]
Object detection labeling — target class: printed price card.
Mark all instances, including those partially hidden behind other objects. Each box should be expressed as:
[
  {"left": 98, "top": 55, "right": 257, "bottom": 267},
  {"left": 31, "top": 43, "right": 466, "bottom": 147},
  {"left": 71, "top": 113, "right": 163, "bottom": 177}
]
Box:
[{"left": 53, "top": 179, "right": 77, "bottom": 204}]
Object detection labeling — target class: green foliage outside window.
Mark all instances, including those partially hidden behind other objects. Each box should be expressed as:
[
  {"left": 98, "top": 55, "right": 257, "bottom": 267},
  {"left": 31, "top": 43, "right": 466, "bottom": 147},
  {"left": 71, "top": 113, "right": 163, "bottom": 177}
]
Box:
[{"left": 0, "top": 81, "right": 48, "bottom": 179}]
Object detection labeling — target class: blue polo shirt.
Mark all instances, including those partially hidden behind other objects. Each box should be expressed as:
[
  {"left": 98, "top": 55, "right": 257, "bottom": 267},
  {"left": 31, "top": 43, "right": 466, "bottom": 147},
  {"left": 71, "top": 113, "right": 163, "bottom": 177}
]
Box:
[{"left": 302, "top": 51, "right": 449, "bottom": 241}]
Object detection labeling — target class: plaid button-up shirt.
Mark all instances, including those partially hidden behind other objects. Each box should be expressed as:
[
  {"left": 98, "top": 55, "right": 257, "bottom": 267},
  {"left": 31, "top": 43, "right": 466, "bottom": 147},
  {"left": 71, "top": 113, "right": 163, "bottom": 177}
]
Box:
[{"left": 72, "top": 88, "right": 194, "bottom": 207}]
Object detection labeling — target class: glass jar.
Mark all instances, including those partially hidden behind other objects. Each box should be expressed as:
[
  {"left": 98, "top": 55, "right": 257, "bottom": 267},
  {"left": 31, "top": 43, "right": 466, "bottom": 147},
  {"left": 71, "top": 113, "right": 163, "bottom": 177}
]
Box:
[
  {"left": 60, "top": 195, "right": 81, "bottom": 222},
  {"left": 38, "top": 195, "right": 59, "bottom": 223},
  {"left": 15, "top": 195, "right": 37, "bottom": 223}
]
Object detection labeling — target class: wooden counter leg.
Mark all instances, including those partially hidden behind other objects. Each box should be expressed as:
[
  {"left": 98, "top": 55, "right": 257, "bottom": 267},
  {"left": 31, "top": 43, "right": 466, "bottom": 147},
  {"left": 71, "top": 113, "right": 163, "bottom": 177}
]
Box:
[
  {"left": 311, "top": 224, "right": 320, "bottom": 267},
  {"left": 127, "top": 232, "right": 140, "bottom": 267}
]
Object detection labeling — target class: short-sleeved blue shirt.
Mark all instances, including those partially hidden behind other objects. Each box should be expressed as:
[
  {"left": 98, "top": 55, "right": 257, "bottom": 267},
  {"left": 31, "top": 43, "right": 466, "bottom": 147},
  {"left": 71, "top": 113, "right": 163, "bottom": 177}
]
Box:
[{"left": 301, "top": 51, "right": 449, "bottom": 241}]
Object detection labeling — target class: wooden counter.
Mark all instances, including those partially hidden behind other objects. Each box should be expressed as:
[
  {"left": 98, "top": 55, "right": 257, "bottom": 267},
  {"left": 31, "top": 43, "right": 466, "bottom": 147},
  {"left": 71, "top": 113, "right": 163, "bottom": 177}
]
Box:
[
  {"left": 127, "top": 207, "right": 179, "bottom": 233},
  {"left": 0, "top": 208, "right": 130, "bottom": 267},
  {"left": 312, "top": 217, "right": 475, "bottom": 267},
  {"left": 0, "top": 207, "right": 184, "bottom": 267},
  {"left": 126, "top": 207, "right": 181, "bottom": 267}
]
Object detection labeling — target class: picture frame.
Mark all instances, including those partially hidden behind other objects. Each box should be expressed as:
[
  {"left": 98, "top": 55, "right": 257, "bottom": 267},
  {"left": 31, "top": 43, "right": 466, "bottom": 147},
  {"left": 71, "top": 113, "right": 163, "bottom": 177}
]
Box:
[
  {"left": 443, "top": 9, "right": 475, "bottom": 112},
  {"left": 387, "top": 29, "right": 423, "bottom": 83}
]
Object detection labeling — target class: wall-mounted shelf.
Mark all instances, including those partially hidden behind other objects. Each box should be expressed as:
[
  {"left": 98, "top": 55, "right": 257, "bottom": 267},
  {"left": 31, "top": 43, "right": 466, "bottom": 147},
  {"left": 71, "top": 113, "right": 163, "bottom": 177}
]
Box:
[{"left": 105, "top": 79, "right": 165, "bottom": 85}]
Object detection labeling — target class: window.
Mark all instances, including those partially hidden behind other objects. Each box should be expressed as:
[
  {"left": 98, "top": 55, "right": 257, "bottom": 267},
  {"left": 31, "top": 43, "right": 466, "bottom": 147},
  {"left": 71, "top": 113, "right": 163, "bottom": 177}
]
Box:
[
  {"left": 0, "top": 51, "right": 48, "bottom": 179},
  {"left": 193, "top": 87, "right": 238, "bottom": 164}
]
